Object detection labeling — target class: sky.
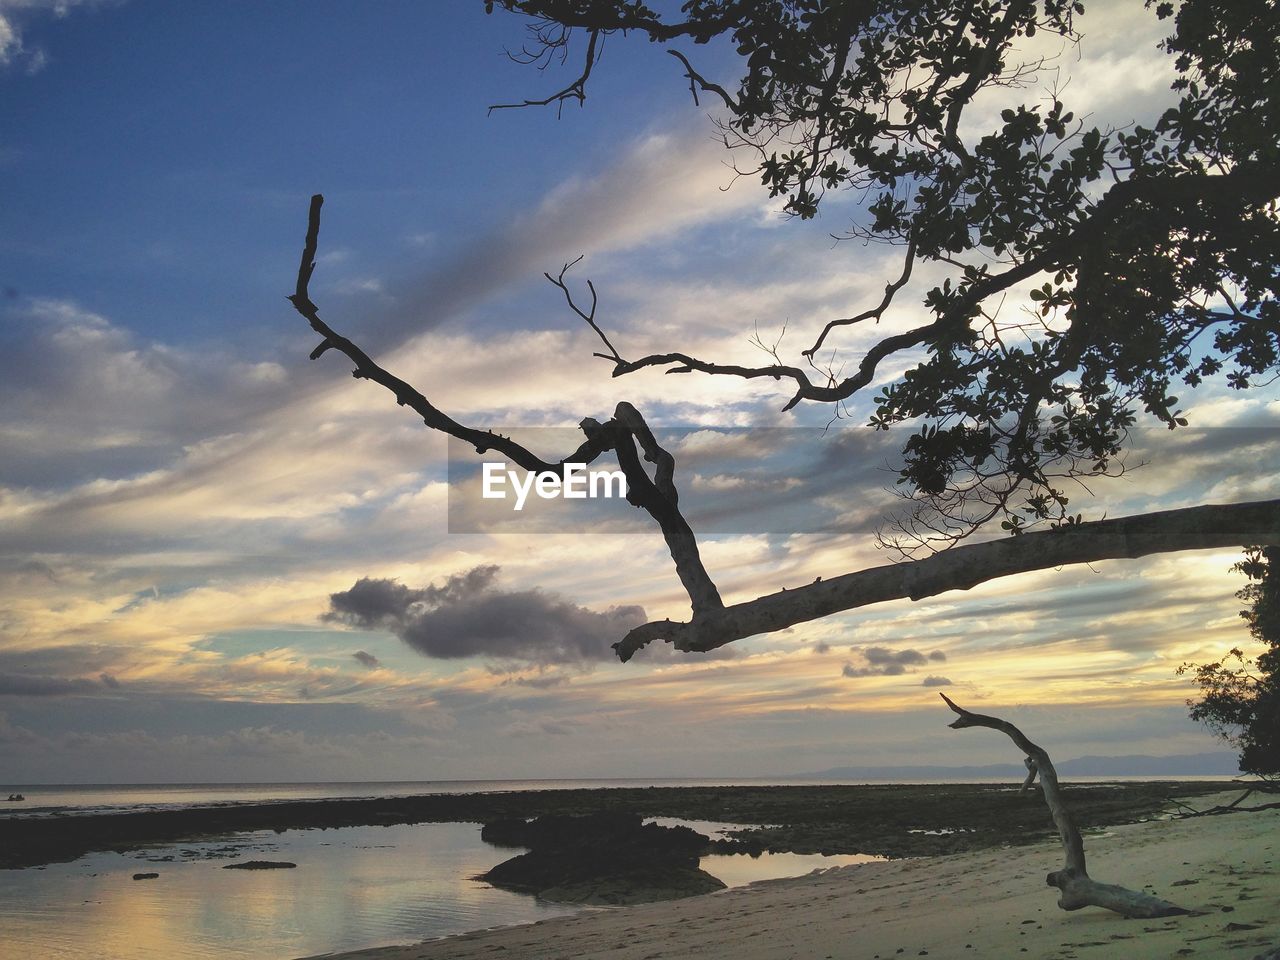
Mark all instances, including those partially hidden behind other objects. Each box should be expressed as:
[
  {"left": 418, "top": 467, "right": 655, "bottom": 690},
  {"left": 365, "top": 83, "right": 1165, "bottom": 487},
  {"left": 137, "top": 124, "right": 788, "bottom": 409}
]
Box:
[{"left": 1, "top": 0, "right": 1276, "bottom": 784}]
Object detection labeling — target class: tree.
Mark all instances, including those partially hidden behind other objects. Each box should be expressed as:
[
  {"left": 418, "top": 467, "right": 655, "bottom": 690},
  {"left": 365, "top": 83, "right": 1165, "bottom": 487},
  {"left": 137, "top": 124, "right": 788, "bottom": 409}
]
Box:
[
  {"left": 1181, "top": 546, "right": 1280, "bottom": 781},
  {"left": 289, "top": 0, "right": 1280, "bottom": 660}
]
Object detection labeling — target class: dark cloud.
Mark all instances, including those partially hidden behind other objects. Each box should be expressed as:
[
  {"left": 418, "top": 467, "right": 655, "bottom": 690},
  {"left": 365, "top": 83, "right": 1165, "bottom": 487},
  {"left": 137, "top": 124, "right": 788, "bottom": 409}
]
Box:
[
  {"left": 0, "top": 673, "right": 100, "bottom": 696},
  {"left": 324, "top": 566, "right": 500, "bottom": 629},
  {"left": 99, "top": 672, "right": 121, "bottom": 689},
  {"left": 922, "top": 676, "right": 953, "bottom": 687},
  {"left": 865, "top": 646, "right": 930, "bottom": 667},
  {"left": 842, "top": 646, "right": 947, "bottom": 677},
  {"left": 352, "top": 650, "right": 381, "bottom": 670},
  {"left": 813, "top": 641, "right": 831, "bottom": 655},
  {"left": 324, "top": 566, "right": 646, "bottom": 665}
]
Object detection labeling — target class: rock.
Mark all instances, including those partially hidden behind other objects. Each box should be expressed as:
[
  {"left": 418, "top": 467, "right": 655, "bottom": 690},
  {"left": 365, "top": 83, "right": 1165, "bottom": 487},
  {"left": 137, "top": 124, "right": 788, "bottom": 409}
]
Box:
[
  {"left": 479, "top": 818, "right": 533, "bottom": 848},
  {"left": 221, "top": 860, "right": 297, "bottom": 870},
  {"left": 132, "top": 872, "right": 159, "bottom": 880},
  {"left": 479, "top": 812, "right": 724, "bottom": 904}
]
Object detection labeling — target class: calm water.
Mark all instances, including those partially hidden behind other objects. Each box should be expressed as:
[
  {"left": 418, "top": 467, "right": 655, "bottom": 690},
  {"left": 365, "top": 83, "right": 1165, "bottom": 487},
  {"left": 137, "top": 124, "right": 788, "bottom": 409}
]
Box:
[
  {"left": 0, "top": 797, "right": 880, "bottom": 960},
  {"left": 0, "top": 774, "right": 1227, "bottom": 819},
  {"left": 0, "top": 777, "right": 822, "bottom": 819},
  {"left": 0, "top": 822, "right": 581, "bottom": 960}
]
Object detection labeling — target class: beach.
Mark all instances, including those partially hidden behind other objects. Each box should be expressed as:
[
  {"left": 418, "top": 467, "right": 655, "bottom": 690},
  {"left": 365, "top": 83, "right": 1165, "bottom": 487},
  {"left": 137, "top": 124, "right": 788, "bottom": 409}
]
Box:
[{"left": 308, "top": 793, "right": 1279, "bottom": 960}]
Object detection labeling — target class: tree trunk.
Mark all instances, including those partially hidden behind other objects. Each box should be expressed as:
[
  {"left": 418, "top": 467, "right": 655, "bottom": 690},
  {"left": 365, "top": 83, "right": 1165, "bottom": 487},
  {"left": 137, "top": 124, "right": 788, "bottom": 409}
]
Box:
[
  {"left": 616, "top": 498, "right": 1280, "bottom": 659},
  {"left": 940, "top": 693, "right": 1189, "bottom": 919}
]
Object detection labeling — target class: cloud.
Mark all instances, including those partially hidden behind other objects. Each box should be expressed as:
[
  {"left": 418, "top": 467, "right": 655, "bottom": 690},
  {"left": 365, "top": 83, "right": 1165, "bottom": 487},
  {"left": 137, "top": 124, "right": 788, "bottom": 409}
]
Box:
[
  {"left": 922, "top": 676, "right": 953, "bottom": 687},
  {"left": 0, "top": 672, "right": 100, "bottom": 696},
  {"left": 352, "top": 650, "right": 381, "bottom": 670},
  {"left": 324, "top": 566, "right": 647, "bottom": 665},
  {"left": 503, "top": 717, "right": 581, "bottom": 737},
  {"left": 0, "top": 300, "right": 296, "bottom": 489},
  {"left": 0, "top": 1, "right": 107, "bottom": 72},
  {"left": 98, "top": 672, "right": 121, "bottom": 688},
  {"left": 842, "top": 646, "right": 947, "bottom": 677},
  {"left": 866, "top": 646, "right": 931, "bottom": 667},
  {"left": 352, "top": 125, "right": 763, "bottom": 353}
]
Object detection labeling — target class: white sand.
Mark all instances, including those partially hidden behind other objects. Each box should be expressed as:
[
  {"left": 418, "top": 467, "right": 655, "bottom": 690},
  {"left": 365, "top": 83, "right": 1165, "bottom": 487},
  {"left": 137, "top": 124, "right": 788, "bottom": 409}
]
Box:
[{"left": 306, "top": 794, "right": 1278, "bottom": 960}]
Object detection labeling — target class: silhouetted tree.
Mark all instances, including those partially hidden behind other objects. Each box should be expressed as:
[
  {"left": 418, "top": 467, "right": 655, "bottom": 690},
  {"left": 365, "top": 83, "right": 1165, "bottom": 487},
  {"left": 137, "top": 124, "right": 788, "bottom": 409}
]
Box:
[
  {"left": 1181, "top": 546, "right": 1280, "bottom": 781},
  {"left": 290, "top": 0, "right": 1280, "bottom": 658}
]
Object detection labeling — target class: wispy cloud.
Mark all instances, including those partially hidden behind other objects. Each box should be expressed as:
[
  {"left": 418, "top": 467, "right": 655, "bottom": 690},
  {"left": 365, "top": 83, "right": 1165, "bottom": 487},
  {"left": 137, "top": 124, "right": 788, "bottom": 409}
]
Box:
[{"left": 0, "top": 0, "right": 110, "bottom": 72}]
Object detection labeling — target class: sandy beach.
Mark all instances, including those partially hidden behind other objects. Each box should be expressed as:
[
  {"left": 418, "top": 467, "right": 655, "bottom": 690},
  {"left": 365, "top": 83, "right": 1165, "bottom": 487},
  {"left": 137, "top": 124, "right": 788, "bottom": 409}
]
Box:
[{"left": 309, "top": 794, "right": 1278, "bottom": 960}]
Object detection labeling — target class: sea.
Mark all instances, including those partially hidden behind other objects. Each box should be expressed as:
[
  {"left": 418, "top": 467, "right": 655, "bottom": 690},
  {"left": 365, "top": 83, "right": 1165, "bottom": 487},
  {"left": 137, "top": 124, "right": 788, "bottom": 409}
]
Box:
[{"left": 0, "top": 779, "right": 883, "bottom": 960}]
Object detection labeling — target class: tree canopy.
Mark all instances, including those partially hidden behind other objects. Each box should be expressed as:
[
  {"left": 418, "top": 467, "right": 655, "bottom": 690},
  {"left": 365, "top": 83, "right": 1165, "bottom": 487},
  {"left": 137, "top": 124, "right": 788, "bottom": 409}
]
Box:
[
  {"left": 1182, "top": 546, "right": 1280, "bottom": 779},
  {"left": 487, "top": 0, "right": 1278, "bottom": 541},
  {"left": 291, "top": 0, "right": 1280, "bottom": 659}
]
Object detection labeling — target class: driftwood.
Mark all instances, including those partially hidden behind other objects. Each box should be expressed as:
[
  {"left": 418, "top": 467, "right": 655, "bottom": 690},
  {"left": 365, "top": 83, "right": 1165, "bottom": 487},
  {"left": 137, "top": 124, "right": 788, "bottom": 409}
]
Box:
[
  {"left": 1168, "top": 785, "right": 1280, "bottom": 818},
  {"left": 941, "top": 693, "right": 1189, "bottom": 918}
]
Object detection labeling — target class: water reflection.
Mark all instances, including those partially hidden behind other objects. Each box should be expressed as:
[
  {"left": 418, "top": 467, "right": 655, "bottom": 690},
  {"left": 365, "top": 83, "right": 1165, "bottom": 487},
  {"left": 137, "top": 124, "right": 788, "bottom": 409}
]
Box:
[
  {"left": 0, "top": 822, "right": 578, "bottom": 960},
  {"left": 0, "top": 819, "right": 881, "bottom": 960}
]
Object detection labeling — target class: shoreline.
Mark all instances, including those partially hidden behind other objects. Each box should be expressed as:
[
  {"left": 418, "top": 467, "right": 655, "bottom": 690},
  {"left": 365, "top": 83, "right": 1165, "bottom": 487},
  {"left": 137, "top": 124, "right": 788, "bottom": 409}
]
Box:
[
  {"left": 304, "top": 794, "right": 1280, "bottom": 960},
  {"left": 0, "top": 780, "right": 1237, "bottom": 870}
]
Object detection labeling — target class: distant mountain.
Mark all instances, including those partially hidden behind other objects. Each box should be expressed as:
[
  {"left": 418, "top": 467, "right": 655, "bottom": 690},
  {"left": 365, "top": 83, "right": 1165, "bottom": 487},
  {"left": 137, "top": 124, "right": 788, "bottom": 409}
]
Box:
[
  {"left": 1057, "top": 753, "right": 1241, "bottom": 777},
  {"left": 797, "top": 752, "right": 1241, "bottom": 780}
]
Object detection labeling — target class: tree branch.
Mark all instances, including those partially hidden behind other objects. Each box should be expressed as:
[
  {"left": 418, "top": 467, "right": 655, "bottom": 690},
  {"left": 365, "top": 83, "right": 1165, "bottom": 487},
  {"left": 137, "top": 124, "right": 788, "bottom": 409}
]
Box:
[
  {"left": 615, "top": 498, "right": 1280, "bottom": 659},
  {"left": 287, "top": 195, "right": 723, "bottom": 619},
  {"left": 804, "top": 238, "right": 916, "bottom": 358},
  {"left": 489, "top": 27, "right": 601, "bottom": 115},
  {"left": 941, "top": 693, "right": 1188, "bottom": 918},
  {"left": 544, "top": 256, "right": 624, "bottom": 363},
  {"left": 667, "top": 49, "right": 739, "bottom": 113},
  {"left": 603, "top": 161, "right": 1278, "bottom": 412}
]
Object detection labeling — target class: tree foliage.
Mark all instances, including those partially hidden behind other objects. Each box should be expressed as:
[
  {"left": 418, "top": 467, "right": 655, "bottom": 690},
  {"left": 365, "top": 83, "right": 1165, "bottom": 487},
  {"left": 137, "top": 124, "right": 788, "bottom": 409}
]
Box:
[
  {"left": 291, "top": 2, "right": 1280, "bottom": 659},
  {"left": 1181, "top": 546, "right": 1280, "bottom": 779},
  {"left": 488, "top": 0, "right": 1280, "bottom": 549}
]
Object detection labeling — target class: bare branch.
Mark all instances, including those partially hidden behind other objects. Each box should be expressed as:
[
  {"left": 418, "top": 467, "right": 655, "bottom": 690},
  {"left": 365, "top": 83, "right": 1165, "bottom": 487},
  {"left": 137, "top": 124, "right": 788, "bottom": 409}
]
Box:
[
  {"left": 667, "top": 49, "right": 739, "bottom": 113},
  {"left": 287, "top": 195, "right": 724, "bottom": 621},
  {"left": 803, "top": 238, "right": 917, "bottom": 358},
  {"left": 604, "top": 161, "right": 1278, "bottom": 416},
  {"left": 544, "top": 256, "right": 624, "bottom": 364},
  {"left": 941, "top": 693, "right": 1188, "bottom": 918},
  {"left": 489, "top": 28, "right": 600, "bottom": 115}
]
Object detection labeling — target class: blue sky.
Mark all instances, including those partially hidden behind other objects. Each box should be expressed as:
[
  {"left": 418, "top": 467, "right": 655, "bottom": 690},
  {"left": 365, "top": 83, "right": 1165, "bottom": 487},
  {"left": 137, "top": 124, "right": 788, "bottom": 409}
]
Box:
[{"left": 1, "top": 0, "right": 1276, "bottom": 783}]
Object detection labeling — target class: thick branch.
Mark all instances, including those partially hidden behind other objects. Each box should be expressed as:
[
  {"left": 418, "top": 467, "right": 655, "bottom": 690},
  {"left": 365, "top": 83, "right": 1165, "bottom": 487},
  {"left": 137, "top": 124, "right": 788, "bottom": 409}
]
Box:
[
  {"left": 941, "top": 693, "right": 1188, "bottom": 918},
  {"left": 610, "top": 406, "right": 723, "bottom": 616},
  {"left": 615, "top": 498, "right": 1280, "bottom": 659}
]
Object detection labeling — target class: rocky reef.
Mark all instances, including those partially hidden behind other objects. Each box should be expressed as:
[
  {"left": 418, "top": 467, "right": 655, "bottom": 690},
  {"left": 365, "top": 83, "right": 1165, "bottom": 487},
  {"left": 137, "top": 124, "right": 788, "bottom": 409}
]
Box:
[{"left": 478, "top": 812, "right": 725, "bottom": 905}]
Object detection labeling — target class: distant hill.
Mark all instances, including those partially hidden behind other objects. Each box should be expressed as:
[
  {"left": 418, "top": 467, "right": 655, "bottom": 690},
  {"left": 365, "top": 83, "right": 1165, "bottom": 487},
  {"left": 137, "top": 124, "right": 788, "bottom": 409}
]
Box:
[{"left": 796, "top": 752, "right": 1241, "bottom": 780}]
